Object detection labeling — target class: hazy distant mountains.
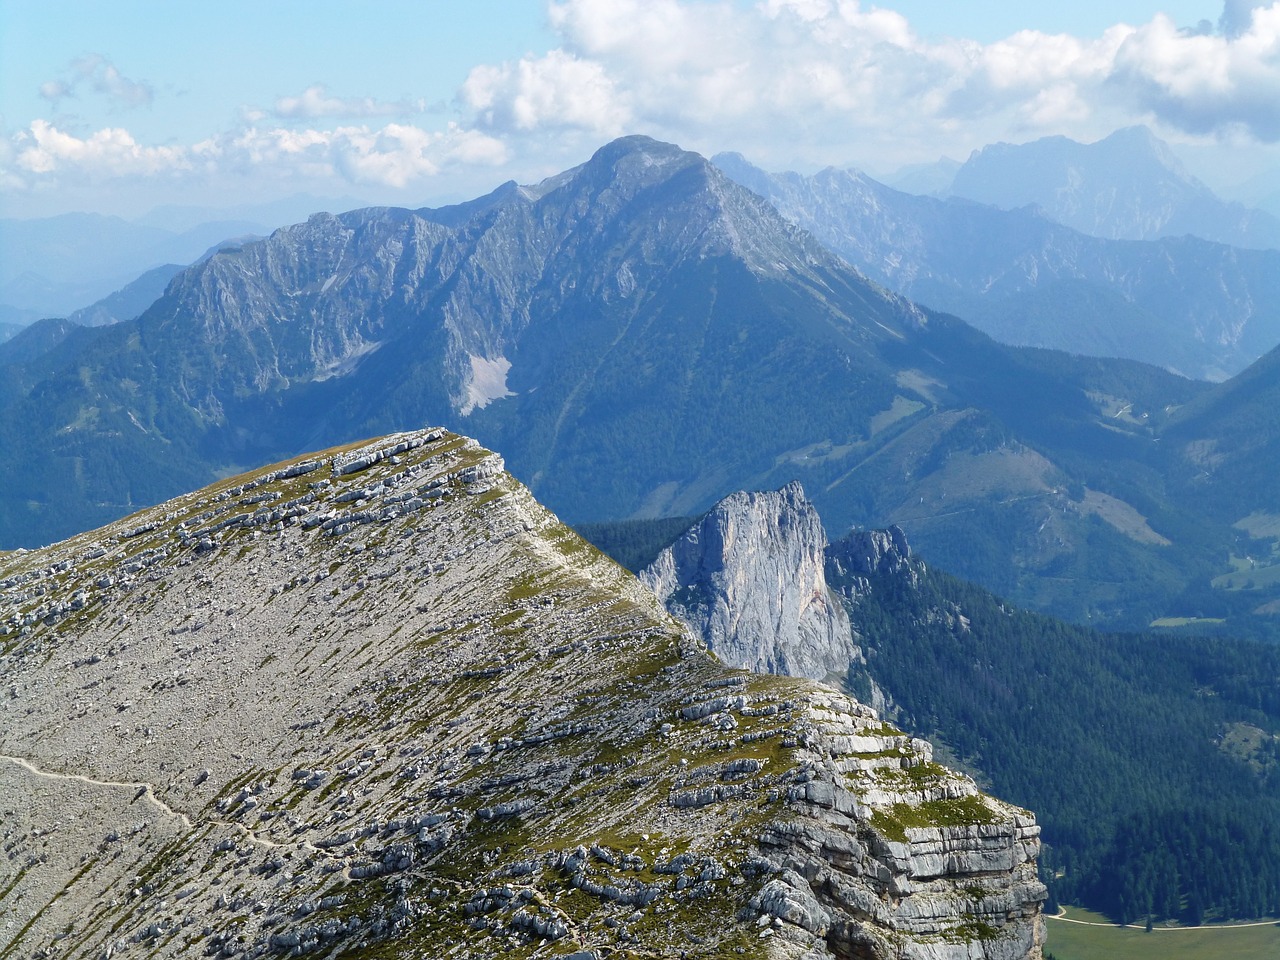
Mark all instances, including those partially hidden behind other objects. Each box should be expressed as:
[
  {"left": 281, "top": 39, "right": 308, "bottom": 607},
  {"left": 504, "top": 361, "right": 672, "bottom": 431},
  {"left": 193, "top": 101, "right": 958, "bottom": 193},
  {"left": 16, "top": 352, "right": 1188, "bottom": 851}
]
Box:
[
  {"left": 947, "top": 127, "right": 1280, "bottom": 250},
  {"left": 8, "top": 135, "right": 1280, "bottom": 639},
  {"left": 714, "top": 149, "right": 1280, "bottom": 380},
  {"left": 0, "top": 214, "right": 261, "bottom": 326},
  {"left": 0, "top": 194, "right": 364, "bottom": 326}
]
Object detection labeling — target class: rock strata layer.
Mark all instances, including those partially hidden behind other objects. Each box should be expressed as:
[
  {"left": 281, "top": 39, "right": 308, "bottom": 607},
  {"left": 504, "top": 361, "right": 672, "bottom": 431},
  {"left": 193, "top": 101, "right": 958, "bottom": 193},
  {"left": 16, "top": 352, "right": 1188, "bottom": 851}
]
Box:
[{"left": 1, "top": 432, "right": 1043, "bottom": 958}]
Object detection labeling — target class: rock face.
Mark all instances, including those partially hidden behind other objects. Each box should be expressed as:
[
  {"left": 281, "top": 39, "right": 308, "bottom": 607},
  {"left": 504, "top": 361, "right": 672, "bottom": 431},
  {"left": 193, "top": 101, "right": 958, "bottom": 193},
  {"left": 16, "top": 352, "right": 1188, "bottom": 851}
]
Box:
[
  {"left": 641, "top": 482, "right": 856, "bottom": 681},
  {"left": 0, "top": 430, "right": 1044, "bottom": 959}
]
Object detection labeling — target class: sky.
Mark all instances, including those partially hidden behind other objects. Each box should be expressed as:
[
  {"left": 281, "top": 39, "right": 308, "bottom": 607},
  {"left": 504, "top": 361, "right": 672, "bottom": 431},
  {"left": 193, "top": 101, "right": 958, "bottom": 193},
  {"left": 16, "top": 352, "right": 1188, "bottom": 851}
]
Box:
[{"left": 1, "top": 0, "right": 1278, "bottom": 219}]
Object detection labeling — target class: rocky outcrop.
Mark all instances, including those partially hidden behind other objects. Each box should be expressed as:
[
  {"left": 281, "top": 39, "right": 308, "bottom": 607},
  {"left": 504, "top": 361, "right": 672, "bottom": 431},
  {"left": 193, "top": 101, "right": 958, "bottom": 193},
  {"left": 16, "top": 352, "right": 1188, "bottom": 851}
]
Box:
[
  {"left": 642, "top": 484, "right": 1046, "bottom": 955},
  {"left": 641, "top": 482, "right": 857, "bottom": 681},
  {"left": 0, "top": 431, "right": 1044, "bottom": 959},
  {"left": 768, "top": 692, "right": 1045, "bottom": 960},
  {"left": 825, "top": 524, "right": 919, "bottom": 608}
]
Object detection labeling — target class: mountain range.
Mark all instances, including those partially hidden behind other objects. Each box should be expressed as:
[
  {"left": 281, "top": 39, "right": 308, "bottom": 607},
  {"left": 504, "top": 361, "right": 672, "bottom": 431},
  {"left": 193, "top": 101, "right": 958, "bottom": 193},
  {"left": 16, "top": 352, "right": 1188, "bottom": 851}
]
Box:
[
  {"left": 713, "top": 147, "right": 1280, "bottom": 380},
  {"left": 7, "top": 128, "right": 1280, "bottom": 948},
  {"left": 5, "top": 135, "right": 1280, "bottom": 642},
  {"left": 945, "top": 127, "right": 1280, "bottom": 250}
]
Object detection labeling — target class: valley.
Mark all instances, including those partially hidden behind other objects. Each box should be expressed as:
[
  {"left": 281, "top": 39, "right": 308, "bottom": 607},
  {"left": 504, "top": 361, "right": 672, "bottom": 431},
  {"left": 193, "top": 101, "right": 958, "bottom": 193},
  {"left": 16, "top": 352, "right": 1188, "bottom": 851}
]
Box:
[{"left": 1044, "top": 907, "right": 1280, "bottom": 960}]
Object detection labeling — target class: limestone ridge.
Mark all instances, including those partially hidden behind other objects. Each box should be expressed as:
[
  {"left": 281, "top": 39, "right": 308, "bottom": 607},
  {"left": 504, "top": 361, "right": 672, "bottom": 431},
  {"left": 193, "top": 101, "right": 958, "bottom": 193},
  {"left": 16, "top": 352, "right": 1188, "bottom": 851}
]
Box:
[
  {"left": 0, "top": 430, "right": 1044, "bottom": 959},
  {"left": 640, "top": 482, "right": 856, "bottom": 681}
]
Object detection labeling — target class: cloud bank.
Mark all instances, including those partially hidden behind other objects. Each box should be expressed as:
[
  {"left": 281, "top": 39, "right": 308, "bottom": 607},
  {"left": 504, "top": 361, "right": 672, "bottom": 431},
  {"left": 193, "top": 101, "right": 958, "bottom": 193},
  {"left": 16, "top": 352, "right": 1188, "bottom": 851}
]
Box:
[
  {"left": 3, "top": 2, "right": 1278, "bottom": 205},
  {"left": 459, "top": 0, "right": 1280, "bottom": 149},
  {"left": 273, "top": 85, "right": 429, "bottom": 121},
  {"left": 9, "top": 120, "right": 507, "bottom": 191}
]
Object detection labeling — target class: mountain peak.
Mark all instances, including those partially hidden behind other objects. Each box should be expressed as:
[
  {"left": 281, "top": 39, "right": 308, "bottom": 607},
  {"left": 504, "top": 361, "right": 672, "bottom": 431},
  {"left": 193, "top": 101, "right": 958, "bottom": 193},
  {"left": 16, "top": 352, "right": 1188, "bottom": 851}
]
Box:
[
  {"left": 950, "top": 127, "right": 1280, "bottom": 247},
  {"left": 568, "top": 135, "right": 708, "bottom": 196},
  {"left": 1095, "top": 125, "right": 1192, "bottom": 180},
  {"left": 592, "top": 133, "right": 691, "bottom": 163}
]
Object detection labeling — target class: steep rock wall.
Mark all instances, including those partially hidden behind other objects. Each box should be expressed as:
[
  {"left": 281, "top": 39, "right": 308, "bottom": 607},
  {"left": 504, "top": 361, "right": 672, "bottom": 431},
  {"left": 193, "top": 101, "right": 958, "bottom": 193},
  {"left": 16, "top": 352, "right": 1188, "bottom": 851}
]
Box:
[{"left": 641, "top": 481, "right": 856, "bottom": 681}]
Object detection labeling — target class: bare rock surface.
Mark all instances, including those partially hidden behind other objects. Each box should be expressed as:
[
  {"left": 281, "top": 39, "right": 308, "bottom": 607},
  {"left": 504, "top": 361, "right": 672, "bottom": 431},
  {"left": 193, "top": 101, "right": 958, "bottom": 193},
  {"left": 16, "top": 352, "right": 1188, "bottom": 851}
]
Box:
[
  {"left": 0, "top": 429, "right": 1043, "bottom": 958},
  {"left": 641, "top": 482, "right": 857, "bottom": 682}
]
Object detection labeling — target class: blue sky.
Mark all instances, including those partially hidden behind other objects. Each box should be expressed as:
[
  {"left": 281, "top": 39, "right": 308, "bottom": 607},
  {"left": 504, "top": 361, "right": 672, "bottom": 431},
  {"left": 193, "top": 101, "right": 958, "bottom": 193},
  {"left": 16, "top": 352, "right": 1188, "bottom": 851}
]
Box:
[{"left": 2, "top": 1, "right": 1277, "bottom": 218}]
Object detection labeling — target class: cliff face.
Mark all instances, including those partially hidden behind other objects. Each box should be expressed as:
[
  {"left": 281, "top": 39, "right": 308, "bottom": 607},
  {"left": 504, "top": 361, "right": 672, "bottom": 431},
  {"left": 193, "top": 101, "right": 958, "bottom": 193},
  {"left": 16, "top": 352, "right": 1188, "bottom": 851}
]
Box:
[
  {"left": 0, "top": 432, "right": 1043, "bottom": 959},
  {"left": 641, "top": 481, "right": 856, "bottom": 681},
  {"left": 825, "top": 525, "right": 918, "bottom": 606}
]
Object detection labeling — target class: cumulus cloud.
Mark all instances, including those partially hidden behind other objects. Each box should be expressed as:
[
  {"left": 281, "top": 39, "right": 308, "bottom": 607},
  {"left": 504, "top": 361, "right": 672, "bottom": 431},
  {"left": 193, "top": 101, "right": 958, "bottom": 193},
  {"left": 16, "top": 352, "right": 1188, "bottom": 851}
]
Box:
[
  {"left": 462, "top": 49, "right": 626, "bottom": 134},
  {"left": 39, "top": 54, "right": 153, "bottom": 109},
  {"left": 14, "top": 120, "right": 187, "bottom": 177},
  {"left": 273, "top": 85, "right": 428, "bottom": 120},
  {"left": 454, "top": 0, "right": 1280, "bottom": 163},
  {"left": 1113, "top": 6, "right": 1280, "bottom": 141},
  {"left": 3, "top": 119, "right": 507, "bottom": 191}
]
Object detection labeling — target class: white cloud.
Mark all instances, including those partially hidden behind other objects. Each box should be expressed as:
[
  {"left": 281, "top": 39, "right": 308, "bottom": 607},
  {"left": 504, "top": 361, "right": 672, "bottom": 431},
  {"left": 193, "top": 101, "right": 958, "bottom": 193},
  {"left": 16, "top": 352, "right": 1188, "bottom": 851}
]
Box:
[
  {"left": 3, "top": 119, "right": 506, "bottom": 192},
  {"left": 1111, "top": 6, "right": 1280, "bottom": 140},
  {"left": 455, "top": 0, "right": 1280, "bottom": 168},
  {"left": 14, "top": 120, "right": 188, "bottom": 177},
  {"left": 39, "top": 54, "right": 153, "bottom": 109},
  {"left": 273, "top": 85, "right": 427, "bottom": 120},
  {"left": 462, "top": 49, "right": 626, "bottom": 134}
]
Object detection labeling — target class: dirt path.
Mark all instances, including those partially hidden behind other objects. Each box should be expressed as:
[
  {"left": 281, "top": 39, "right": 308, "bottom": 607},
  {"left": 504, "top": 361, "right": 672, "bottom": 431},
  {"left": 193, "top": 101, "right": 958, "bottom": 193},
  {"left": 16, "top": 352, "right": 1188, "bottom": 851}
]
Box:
[
  {"left": 0, "top": 753, "right": 323, "bottom": 855},
  {"left": 1048, "top": 908, "right": 1280, "bottom": 931},
  {"left": 0, "top": 752, "right": 195, "bottom": 829}
]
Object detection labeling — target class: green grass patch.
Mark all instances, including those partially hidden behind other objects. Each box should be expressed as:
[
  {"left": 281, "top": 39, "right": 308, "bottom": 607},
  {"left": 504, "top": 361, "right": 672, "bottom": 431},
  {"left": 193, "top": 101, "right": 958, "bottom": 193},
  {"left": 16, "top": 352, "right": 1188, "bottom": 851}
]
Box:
[
  {"left": 1212, "top": 556, "right": 1280, "bottom": 591},
  {"left": 1046, "top": 907, "right": 1280, "bottom": 960},
  {"left": 870, "top": 794, "right": 996, "bottom": 842}
]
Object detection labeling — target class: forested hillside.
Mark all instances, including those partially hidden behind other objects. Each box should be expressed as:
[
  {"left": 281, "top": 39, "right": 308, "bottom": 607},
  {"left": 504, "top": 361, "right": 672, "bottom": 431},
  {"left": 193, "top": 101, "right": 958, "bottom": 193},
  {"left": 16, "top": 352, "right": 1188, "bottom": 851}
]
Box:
[{"left": 842, "top": 561, "right": 1280, "bottom": 921}]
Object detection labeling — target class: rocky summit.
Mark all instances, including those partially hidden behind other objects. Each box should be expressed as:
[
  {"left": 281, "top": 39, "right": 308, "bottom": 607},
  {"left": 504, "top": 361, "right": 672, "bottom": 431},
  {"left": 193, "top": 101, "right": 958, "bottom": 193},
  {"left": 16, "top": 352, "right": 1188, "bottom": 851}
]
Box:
[{"left": 0, "top": 429, "right": 1044, "bottom": 959}]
